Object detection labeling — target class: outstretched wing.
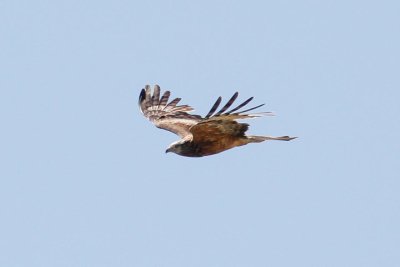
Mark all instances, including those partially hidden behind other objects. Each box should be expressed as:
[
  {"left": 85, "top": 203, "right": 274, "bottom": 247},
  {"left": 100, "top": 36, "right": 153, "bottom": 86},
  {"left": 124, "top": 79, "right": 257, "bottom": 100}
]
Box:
[
  {"left": 203, "top": 91, "right": 273, "bottom": 121},
  {"left": 190, "top": 92, "right": 272, "bottom": 142},
  {"left": 139, "top": 85, "right": 202, "bottom": 138}
]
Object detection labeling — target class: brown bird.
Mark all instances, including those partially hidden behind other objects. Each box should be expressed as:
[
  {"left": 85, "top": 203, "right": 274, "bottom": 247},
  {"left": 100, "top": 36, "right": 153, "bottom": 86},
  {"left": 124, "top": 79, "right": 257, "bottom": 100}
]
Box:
[{"left": 139, "top": 85, "right": 296, "bottom": 157}]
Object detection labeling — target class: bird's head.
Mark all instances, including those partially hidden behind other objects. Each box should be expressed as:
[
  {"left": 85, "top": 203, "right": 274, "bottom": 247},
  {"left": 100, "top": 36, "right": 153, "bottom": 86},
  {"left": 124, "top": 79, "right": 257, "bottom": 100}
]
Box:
[{"left": 165, "top": 140, "right": 193, "bottom": 156}]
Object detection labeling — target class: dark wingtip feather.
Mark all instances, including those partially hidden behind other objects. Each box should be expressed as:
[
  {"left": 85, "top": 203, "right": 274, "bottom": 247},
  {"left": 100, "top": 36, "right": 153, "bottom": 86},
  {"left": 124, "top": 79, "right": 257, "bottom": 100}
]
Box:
[
  {"left": 237, "top": 103, "right": 265, "bottom": 114},
  {"left": 205, "top": 96, "right": 222, "bottom": 118},
  {"left": 138, "top": 88, "right": 146, "bottom": 106},
  {"left": 152, "top": 85, "right": 161, "bottom": 106},
  {"left": 215, "top": 92, "right": 239, "bottom": 116},
  {"left": 224, "top": 96, "right": 254, "bottom": 114},
  {"left": 165, "top": 97, "right": 182, "bottom": 109},
  {"left": 159, "top": 90, "right": 171, "bottom": 107}
]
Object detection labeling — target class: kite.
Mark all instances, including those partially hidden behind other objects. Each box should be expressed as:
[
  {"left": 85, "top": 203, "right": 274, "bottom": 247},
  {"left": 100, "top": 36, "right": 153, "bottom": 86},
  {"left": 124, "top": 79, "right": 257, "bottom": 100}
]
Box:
[{"left": 139, "top": 85, "right": 296, "bottom": 157}]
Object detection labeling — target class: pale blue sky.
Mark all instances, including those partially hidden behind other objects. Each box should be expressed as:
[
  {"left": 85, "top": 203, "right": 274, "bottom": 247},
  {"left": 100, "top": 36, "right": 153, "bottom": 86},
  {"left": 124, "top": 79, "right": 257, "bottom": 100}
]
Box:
[{"left": 1, "top": 0, "right": 399, "bottom": 266}]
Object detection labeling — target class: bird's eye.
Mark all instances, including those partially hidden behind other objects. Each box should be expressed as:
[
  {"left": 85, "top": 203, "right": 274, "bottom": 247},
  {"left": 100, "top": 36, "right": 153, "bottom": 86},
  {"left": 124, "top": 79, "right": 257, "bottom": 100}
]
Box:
[{"left": 160, "top": 116, "right": 166, "bottom": 119}]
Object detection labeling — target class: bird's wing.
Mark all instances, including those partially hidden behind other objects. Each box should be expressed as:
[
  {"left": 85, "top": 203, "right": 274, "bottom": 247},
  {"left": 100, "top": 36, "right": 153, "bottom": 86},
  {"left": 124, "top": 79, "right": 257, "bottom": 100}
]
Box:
[
  {"left": 139, "top": 85, "right": 202, "bottom": 138},
  {"left": 203, "top": 91, "right": 274, "bottom": 121},
  {"left": 190, "top": 91, "right": 273, "bottom": 142}
]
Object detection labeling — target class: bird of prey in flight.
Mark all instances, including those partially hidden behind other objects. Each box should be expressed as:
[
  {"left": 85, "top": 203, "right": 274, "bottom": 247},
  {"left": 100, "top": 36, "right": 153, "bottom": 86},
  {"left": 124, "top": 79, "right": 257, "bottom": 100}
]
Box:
[{"left": 139, "top": 85, "right": 296, "bottom": 157}]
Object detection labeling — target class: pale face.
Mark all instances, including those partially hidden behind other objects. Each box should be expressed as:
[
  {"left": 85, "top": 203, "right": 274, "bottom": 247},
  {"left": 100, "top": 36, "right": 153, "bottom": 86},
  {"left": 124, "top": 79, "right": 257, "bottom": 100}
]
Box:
[
  {"left": 165, "top": 141, "right": 196, "bottom": 156},
  {"left": 165, "top": 141, "right": 185, "bottom": 155}
]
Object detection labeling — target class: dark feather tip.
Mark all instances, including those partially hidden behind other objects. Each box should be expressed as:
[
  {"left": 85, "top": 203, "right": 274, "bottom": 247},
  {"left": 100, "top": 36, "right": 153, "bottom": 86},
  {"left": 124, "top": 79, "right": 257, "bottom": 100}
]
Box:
[{"left": 138, "top": 88, "right": 146, "bottom": 106}]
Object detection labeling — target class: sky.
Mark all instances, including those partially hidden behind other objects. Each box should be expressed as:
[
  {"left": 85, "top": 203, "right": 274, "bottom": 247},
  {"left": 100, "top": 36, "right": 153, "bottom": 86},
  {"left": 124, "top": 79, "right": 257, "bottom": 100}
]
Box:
[{"left": 1, "top": 0, "right": 399, "bottom": 266}]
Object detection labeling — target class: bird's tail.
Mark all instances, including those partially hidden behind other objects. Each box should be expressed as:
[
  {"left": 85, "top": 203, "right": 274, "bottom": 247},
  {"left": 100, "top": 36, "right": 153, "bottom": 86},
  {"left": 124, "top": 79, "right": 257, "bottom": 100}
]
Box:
[{"left": 247, "top": 135, "right": 297, "bottom": 143}]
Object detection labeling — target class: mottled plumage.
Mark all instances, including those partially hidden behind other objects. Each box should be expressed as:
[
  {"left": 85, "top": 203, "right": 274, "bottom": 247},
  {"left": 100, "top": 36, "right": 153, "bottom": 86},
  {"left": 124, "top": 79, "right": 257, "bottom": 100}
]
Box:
[{"left": 139, "top": 85, "right": 296, "bottom": 157}]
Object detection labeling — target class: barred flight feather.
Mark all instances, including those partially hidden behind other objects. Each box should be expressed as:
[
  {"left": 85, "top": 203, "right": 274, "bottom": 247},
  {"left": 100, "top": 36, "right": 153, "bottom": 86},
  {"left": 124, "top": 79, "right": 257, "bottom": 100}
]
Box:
[{"left": 214, "top": 92, "right": 239, "bottom": 116}]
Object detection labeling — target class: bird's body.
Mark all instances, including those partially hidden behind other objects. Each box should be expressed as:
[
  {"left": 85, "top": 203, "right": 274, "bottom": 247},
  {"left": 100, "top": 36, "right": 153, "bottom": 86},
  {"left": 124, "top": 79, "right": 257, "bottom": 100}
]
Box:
[{"left": 139, "top": 85, "right": 296, "bottom": 157}]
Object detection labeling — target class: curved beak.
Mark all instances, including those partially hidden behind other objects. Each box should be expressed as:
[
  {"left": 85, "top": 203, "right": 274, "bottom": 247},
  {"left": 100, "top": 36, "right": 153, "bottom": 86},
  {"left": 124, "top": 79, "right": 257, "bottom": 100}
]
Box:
[{"left": 165, "top": 148, "right": 171, "bottom": 154}]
